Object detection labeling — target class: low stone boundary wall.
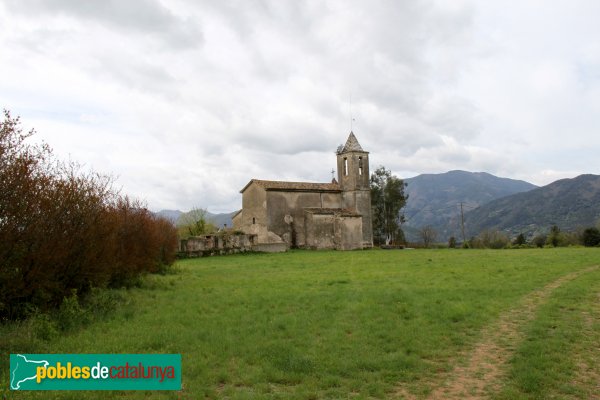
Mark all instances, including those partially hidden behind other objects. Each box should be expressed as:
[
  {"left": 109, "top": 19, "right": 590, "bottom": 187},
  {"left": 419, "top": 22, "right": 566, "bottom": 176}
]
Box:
[
  {"left": 251, "top": 242, "right": 288, "bottom": 253},
  {"left": 178, "top": 233, "right": 287, "bottom": 257},
  {"left": 179, "top": 233, "right": 256, "bottom": 257}
]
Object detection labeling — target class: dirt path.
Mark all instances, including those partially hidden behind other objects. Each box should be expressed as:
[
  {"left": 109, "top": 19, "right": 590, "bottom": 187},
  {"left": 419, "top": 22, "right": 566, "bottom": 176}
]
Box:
[
  {"left": 569, "top": 291, "right": 600, "bottom": 400},
  {"left": 396, "top": 265, "right": 599, "bottom": 400}
]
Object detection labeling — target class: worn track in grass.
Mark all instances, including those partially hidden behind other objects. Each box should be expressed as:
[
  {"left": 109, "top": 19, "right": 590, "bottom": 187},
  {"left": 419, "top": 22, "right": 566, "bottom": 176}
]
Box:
[
  {"left": 396, "top": 265, "right": 599, "bottom": 400},
  {"left": 569, "top": 291, "right": 600, "bottom": 400}
]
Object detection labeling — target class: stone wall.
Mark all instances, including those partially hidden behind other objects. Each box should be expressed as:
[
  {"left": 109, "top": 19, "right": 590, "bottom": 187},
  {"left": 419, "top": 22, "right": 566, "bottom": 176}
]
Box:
[
  {"left": 304, "top": 209, "right": 363, "bottom": 250},
  {"left": 337, "top": 151, "right": 370, "bottom": 191},
  {"left": 266, "top": 191, "right": 342, "bottom": 247},
  {"left": 240, "top": 183, "right": 267, "bottom": 237},
  {"left": 342, "top": 190, "right": 373, "bottom": 247},
  {"left": 251, "top": 242, "right": 288, "bottom": 253},
  {"left": 231, "top": 210, "right": 242, "bottom": 230},
  {"left": 335, "top": 215, "right": 363, "bottom": 250},
  {"left": 179, "top": 232, "right": 289, "bottom": 257},
  {"left": 304, "top": 212, "right": 336, "bottom": 249},
  {"left": 179, "top": 233, "right": 257, "bottom": 257}
]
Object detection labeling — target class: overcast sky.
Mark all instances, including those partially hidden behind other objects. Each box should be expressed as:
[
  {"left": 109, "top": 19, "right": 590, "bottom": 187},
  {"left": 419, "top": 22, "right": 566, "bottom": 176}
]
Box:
[{"left": 1, "top": 1, "right": 599, "bottom": 212}]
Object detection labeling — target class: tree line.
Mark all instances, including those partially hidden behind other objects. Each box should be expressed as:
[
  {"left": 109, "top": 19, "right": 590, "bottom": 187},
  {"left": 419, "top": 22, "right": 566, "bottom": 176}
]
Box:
[
  {"left": 456, "top": 224, "right": 600, "bottom": 249},
  {"left": 0, "top": 110, "right": 178, "bottom": 320}
]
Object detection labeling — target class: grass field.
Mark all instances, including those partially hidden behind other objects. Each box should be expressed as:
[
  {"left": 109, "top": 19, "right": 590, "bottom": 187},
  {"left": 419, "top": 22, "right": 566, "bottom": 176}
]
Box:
[{"left": 2, "top": 248, "right": 599, "bottom": 399}]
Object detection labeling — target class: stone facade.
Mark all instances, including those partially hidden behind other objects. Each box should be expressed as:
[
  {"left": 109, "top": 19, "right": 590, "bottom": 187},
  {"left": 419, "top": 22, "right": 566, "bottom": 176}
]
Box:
[
  {"left": 304, "top": 208, "right": 363, "bottom": 250},
  {"left": 233, "top": 132, "right": 373, "bottom": 250}
]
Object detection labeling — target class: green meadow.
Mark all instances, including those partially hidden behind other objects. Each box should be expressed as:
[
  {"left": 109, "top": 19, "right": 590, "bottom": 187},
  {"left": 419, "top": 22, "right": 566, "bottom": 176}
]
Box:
[{"left": 2, "top": 248, "right": 599, "bottom": 399}]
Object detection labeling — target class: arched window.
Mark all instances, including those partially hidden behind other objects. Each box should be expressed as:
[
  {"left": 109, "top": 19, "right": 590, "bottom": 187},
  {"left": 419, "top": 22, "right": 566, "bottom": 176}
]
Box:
[
  {"left": 252, "top": 217, "right": 256, "bottom": 224},
  {"left": 343, "top": 158, "right": 348, "bottom": 176},
  {"left": 358, "top": 156, "right": 363, "bottom": 175}
]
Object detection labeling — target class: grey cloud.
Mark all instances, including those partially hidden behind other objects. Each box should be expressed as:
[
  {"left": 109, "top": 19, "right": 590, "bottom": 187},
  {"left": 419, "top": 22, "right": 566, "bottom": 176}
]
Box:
[
  {"left": 93, "top": 56, "right": 180, "bottom": 98},
  {"left": 5, "top": 1, "right": 598, "bottom": 212},
  {"left": 422, "top": 96, "right": 483, "bottom": 140},
  {"left": 438, "top": 148, "right": 472, "bottom": 164},
  {"left": 232, "top": 120, "right": 340, "bottom": 155},
  {"left": 6, "top": 0, "right": 202, "bottom": 48}
]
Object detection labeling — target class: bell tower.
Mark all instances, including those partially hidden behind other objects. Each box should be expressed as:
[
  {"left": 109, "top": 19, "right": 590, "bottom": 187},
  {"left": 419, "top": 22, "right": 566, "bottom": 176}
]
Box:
[{"left": 336, "top": 132, "right": 373, "bottom": 247}]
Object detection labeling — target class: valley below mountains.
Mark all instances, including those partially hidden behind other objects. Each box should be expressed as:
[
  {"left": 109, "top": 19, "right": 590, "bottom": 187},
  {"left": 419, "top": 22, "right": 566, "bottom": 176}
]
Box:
[{"left": 403, "top": 171, "right": 600, "bottom": 242}]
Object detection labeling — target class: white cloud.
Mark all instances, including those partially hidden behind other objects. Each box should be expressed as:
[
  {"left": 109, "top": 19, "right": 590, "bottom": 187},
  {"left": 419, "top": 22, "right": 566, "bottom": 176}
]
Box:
[{"left": 1, "top": 0, "right": 599, "bottom": 211}]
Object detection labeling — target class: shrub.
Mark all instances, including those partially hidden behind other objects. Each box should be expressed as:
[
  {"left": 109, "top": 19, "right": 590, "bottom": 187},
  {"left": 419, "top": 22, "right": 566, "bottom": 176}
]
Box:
[
  {"left": 581, "top": 227, "right": 600, "bottom": 247},
  {"left": 448, "top": 236, "right": 457, "bottom": 249},
  {"left": 547, "top": 225, "right": 562, "bottom": 247},
  {"left": 0, "top": 110, "right": 178, "bottom": 320},
  {"left": 513, "top": 233, "right": 526, "bottom": 246},
  {"left": 55, "top": 290, "right": 87, "bottom": 332},
  {"left": 477, "top": 230, "right": 510, "bottom": 249},
  {"left": 532, "top": 234, "right": 547, "bottom": 248},
  {"left": 29, "top": 312, "right": 59, "bottom": 341},
  {"left": 561, "top": 231, "right": 581, "bottom": 247}
]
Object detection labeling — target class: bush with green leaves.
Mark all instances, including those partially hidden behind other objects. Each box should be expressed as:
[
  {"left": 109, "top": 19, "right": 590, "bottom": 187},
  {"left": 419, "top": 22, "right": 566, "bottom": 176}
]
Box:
[
  {"left": 477, "top": 230, "right": 510, "bottom": 249},
  {"left": 448, "top": 236, "right": 457, "bottom": 248},
  {"left": 513, "top": 233, "right": 527, "bottom": 246},
  {"left": 532, "top": 234, "right": 547, "bottom": 248},
  {"left": 581, "top": 227, "right": 600, "bottom": 247}
]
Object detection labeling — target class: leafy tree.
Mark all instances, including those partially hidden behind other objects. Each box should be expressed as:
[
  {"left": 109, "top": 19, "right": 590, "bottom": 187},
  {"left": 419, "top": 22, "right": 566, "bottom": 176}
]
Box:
[
  {"left": 561, "top": 231, "right": 580, "bottom": 246},
  {"left": 513, "top": 233, "right": 526, "bottom": 246},
  {"left": 462, "top": 237, "right": 472, "bottom": 249},
  {"left": 419, "top": 225, "right": 437, "bottom": 248},
  {"left": 532, "top": 234, "right": 547, "bottom": 248},
  {"left": 177, "top": 207, "right": 215, "bottom": 237},
  {"left": 370, "top": 166, "right": 408, "bottom": 245},
  {"left": 448, "top": 236, "right": 457, "bottom": 249},
  {"left": 477, "top": 230, "right": 510, "bottom": 249},
  {"left": 547, "top": 225, "right": 562, "bottom": 247},
  {"left": 582, "top": 227, "right": 600, "bottom": 247}
]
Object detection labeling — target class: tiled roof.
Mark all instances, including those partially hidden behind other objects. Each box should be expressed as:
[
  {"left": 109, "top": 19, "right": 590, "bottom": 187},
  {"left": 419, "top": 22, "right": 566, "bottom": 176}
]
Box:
[{"left": 241, "top": 179, "right": 341, "bottom": 193}]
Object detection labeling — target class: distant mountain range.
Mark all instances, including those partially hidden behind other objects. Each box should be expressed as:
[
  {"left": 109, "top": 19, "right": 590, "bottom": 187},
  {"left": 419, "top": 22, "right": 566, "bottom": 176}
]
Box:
[
  {"left": 156, "top": 172, "right": 600, "bottom": 243},
  {"left": 155, "top": 209, "right": 236, "bottom": 229},
  {"left": 402, "top": 170, "right": 537, "bottom": 241},
  {"left": 464, "top": 174, "right": 600, "bottom": 238},
  {"left": 154, "top": 209, "right": 183, "bottom": 223}
]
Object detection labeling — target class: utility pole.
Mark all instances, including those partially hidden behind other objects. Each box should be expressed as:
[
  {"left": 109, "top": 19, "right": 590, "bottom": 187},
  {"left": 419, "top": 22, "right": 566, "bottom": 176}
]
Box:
[{"left": 460, "top": 202, "right": 466, "bottom": 243}]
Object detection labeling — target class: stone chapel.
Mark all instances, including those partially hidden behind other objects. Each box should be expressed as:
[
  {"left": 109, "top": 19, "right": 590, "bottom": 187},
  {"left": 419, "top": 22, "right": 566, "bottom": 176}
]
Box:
[{"left": 232, "top": 132, "right": 373, "bottom": 250}]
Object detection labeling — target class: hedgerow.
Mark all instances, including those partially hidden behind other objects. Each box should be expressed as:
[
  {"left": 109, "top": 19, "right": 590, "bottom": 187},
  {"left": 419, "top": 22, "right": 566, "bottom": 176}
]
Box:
[{"left": 0, "top": 110, "right": 178, "bottom": 320}]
